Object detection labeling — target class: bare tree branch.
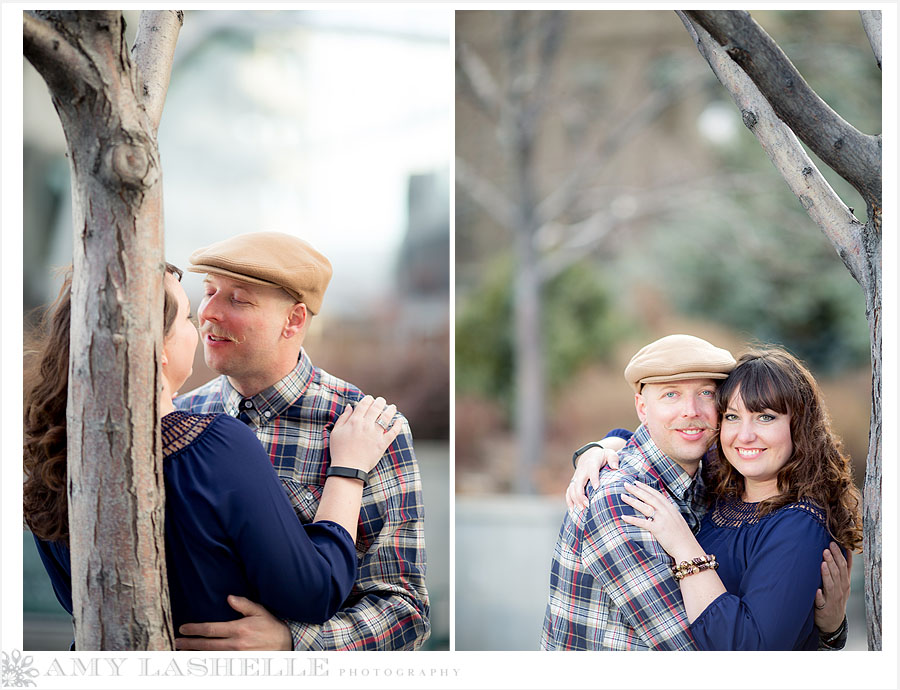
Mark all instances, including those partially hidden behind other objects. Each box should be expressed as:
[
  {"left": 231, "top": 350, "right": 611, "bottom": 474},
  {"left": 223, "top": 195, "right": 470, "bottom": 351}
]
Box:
[
  {"left": 538, "top": 172, "right": 753, "bottom": 280},
  {"left": 686, "top": 10, "right": 881, "bottom": 204},
  {"left": 456, "top": 40, "right": 503, "bottom": 121},
  {"left": 537, "top": 215, "right": 615, "bottom": 281},
  {"left": 132, "top": 10, "right": 184, "bottom": 134},
  {"left": 537, "top": 70, "right": 703, "bottom": 227},
  {"left": 677, "top": 11, "right": 868, "bottom": 288},
  {"left": 859, "top": 10, "right": 882, "bottom": 70},
  {"left": 23, "top": 11, "right": 97, "bottom": 97},
  {"left": 456, "top": 156, "right": 516, "bottom": 231}
]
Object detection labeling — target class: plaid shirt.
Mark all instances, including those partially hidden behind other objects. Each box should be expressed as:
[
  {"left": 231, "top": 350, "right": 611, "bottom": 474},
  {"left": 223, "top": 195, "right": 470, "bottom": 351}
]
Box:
[
  {"left": 175, "top": 349, "right": 429, "bottom": 650},
  {"left": 541, "top": 424, "right": 707, "bottom": 650}
]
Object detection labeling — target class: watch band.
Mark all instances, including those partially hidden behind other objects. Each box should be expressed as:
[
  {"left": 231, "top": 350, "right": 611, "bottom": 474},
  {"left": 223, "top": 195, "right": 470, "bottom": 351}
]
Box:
[
  {"left": 325, "top": 466, "right": 368, "bottom": 484},
  {"left": 818, "top": 615, "right": 848, "bottom": 650},
  {"left": 572, "top": 441, "right": 606, "bottom": 469}
]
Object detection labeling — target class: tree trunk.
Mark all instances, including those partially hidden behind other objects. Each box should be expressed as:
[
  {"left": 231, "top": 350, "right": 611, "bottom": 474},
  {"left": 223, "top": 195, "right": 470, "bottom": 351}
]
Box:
[
  {"left": 512, "top": 140, "right": 544, "bottom": 494},
  {"left": 860, "top": 209, "right": 881, "bottom": 650},
  {"left": 505, "top": 12, "right": 562, "bottom": 493},
  {"left": 24, "top": 9, "right": 182, "bottom": 650},
  {"left": 862, "top": 283, "right": 881, "bottom": 649}
]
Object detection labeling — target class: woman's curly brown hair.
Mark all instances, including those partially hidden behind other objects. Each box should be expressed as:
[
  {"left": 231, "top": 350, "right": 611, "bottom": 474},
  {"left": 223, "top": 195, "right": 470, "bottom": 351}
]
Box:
[
  {"left": 712, "top": 346, "right": 863, "bottom": 553},
  {"left": 23, "top": 263, "right": 184, "bottom": 543}
]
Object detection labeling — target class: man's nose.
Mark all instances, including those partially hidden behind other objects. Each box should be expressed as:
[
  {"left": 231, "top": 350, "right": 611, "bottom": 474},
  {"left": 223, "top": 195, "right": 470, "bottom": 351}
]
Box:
[
  {"left": 680, "top": 395, "right": 700, "bottom": 417},
  {"left": 197, "top": 295, "right": 219, "bottom": 323}
]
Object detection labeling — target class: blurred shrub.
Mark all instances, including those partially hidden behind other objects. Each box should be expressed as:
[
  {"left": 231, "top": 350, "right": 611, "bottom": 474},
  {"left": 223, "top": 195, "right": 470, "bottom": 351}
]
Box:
[{"left": 456, "top": 256, "right": 628, "bottom": 419}]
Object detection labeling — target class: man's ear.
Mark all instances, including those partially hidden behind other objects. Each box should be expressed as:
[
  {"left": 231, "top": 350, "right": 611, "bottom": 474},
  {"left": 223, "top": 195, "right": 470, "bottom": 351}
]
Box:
[
  {"left": 282, "top": 302, "right": 309, "bottom": 339},
  {"left": 635, "top": 392, "right": 648, "bottom": 424}
]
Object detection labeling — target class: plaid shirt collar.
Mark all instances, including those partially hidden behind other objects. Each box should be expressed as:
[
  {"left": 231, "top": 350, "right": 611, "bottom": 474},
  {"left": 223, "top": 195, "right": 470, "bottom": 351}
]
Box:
[
  {"left": 221, "top": 349, "right": 316, "bottom": 420},
  {"left": 624, "top": 423, "right": 706, "bottom": 511}
]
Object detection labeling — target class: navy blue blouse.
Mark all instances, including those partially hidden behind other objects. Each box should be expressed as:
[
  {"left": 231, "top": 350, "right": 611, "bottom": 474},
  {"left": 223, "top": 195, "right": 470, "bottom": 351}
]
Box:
[
  {"left": 35, "top": 411, "right": 358, "bottom": 633},
  {"left": 691, "top": 498, "right": 831, "bottom": 650}
]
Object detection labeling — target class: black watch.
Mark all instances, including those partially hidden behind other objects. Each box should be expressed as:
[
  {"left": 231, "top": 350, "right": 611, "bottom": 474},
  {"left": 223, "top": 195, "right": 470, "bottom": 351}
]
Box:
[
  {"left": 325, "top": 466, "right": 368, "bottom": 485},
  {"left": 572, "top": 442, "right": 606, "bottom": 469}
]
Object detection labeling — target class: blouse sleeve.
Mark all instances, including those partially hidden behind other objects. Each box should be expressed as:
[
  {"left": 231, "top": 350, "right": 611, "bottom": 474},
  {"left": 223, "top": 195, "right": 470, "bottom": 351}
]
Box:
[
  {"left": 33, "top": 534, "right": 73, "bottom": 616},
  {"left": 605, "top": 428, "right": 634, "bottom": 442},
  {"left": 198, "top": 415, "right": 358, "bottom": 623},
  {"left": 690, "top": 508, "right": 831, "bottom": 650}
]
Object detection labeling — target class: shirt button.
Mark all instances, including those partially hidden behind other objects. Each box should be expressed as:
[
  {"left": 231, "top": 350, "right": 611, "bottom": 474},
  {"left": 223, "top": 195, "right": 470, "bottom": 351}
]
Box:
[
  {"left": 263, "top": 410, "right": 271, "bottom": 418},
  {"left": 305, "top": 492, "right": 313, "bottom": 500},
  {"left": 243, "top": 400, "right": 253, "bottom": 409}
]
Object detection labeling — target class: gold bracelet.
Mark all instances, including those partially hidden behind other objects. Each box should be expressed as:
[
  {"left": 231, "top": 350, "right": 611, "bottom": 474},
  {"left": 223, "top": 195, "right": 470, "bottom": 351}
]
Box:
[{"left": 672, "top": 554, "right": 718, "bottom": 581}]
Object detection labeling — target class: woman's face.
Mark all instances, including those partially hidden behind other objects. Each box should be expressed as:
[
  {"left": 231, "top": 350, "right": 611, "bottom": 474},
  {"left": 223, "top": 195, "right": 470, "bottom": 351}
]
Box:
[
  {"left": 719, "top": 389, "right": 793, "bottom": 501},
  {"left": 162, "top": 273, "right": 199, "bottom": 392}
]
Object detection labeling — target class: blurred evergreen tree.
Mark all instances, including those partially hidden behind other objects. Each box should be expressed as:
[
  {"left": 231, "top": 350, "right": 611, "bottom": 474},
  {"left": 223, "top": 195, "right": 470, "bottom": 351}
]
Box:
[{"left": 637, "top": 197, "right": 870, "bottom": 372}]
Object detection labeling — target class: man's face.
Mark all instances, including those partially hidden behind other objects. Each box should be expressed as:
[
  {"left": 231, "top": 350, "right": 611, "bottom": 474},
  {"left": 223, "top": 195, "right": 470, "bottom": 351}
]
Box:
[
  {"left": 196, "top": 273, "right": 297, "bottom": 384},
  {"left": 635, "top": 378, "right": 719, "bottom": 468}
]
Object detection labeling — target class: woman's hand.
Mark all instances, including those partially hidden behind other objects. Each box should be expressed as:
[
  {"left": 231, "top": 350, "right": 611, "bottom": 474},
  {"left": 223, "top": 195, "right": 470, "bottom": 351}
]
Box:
[
  {"left": 620, "top": 481, "right": 704, "bottom": 563},
  {"left": 329, "top": 395, "right": 403, "bottom": 473},
  {"left": 622, "top": 482, "right": 726, "bottom": 625},
  {"left": 566, "top": 447, "right": 620, "bottom": 511},
  {"left": 814, "top": 543, "right": 852, "bottom": 635}
]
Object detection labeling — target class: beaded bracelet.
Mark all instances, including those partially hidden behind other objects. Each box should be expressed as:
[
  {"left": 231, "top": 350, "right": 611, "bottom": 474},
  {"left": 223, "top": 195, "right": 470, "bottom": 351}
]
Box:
[{"left": 672, "top": 554, "right": 719, "bottom": 581}]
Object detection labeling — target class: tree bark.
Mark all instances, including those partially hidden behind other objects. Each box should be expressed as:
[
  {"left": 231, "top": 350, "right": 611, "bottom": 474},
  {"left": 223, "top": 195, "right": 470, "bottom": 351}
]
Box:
[
  {"left": 859, "top": 10, "right": 882, "bottom": 70},
  {"left": 677, "top": 9, "right": 882, "bottom": 650},
  {"left": 24, "top": 9, "right": 182, "bottom": 650},
  {"left": 685, "top": 10, "right": 881, "bottom": 205},
  {"left": 132, "top": 11, "right": 184, "bottom": 132}
]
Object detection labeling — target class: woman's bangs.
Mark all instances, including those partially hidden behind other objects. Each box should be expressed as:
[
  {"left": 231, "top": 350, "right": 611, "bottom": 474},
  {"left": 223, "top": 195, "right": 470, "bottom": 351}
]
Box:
[{"left": 718, "top": 358, "right": 793, "bottom": 415}]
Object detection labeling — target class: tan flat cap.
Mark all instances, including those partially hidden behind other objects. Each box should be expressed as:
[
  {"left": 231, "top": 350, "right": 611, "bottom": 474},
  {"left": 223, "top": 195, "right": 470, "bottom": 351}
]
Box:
[
  {"left": 624, "top": 334, "right": 736, "bottom": 393},
  {"left": 188, "top": 232, "right": 332, "bottom": 314}
]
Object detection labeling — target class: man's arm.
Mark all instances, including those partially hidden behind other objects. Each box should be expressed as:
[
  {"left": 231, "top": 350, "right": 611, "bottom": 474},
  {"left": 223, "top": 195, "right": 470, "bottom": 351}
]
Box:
[
  {"left": 580, "top": 478, "right": 696, "bottom": 650},
  {"left": 566, "top": 433, "right": 628, "bottom": 510},
  {"left": 284, "top": 420, "right": 430, "bottom": 650}
]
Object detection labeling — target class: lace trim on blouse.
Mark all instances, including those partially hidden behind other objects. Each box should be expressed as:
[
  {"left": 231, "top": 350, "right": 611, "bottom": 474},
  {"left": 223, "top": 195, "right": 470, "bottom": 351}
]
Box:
[
  {"left": 710, "top": 496, "right": 825, "bottom": 528},
  {"left": 161, "top": 411, "right": 219, "bottom": 457}
]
